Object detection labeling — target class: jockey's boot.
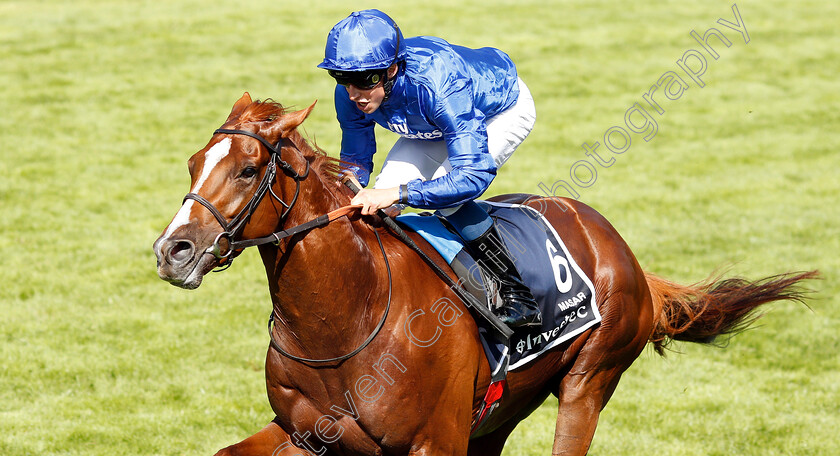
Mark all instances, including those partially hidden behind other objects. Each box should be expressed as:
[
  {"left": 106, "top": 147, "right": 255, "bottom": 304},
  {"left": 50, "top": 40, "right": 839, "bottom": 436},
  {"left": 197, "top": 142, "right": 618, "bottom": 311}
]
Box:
[{"left": 466, "top": 224, "right": 542, "bottom": 329}]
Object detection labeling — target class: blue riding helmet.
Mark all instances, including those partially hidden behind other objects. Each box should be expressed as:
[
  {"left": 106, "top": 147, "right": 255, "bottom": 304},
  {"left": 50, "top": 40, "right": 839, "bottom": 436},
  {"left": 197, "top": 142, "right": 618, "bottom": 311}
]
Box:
[{"left": 317, "top": 9, "right": 406, "bottom": 72}]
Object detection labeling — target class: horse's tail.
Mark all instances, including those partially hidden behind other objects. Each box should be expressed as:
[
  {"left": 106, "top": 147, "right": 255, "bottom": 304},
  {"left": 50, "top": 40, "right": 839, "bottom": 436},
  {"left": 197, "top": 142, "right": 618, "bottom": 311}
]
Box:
[{"left": 644, "top": 270, "right": 819, "bottom": 355}]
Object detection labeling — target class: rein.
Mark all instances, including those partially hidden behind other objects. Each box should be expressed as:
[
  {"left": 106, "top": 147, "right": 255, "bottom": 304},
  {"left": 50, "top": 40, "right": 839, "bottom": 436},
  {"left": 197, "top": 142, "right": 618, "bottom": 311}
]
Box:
[
  {"left": 230, "top": 205, "right": 359, "bottom": 250},
  {"left": 184, "top": 127, "right": 390, "bottom": 364},
  {"left": 268, "top": 229, "right": 392, "bottom": 364}
]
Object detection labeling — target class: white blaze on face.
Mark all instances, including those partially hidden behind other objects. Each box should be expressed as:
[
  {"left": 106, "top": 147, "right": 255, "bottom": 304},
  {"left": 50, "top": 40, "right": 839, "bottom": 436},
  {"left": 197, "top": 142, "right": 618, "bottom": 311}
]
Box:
[{"left": 163, "top": 138, "right": 232, "bottom": 238}]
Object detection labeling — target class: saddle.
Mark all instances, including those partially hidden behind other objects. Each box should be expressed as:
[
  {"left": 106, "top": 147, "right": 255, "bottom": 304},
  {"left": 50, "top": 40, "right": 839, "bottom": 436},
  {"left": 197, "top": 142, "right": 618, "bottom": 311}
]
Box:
[{"left": 395, "top": 200, "right": 601, "bottom": 433}]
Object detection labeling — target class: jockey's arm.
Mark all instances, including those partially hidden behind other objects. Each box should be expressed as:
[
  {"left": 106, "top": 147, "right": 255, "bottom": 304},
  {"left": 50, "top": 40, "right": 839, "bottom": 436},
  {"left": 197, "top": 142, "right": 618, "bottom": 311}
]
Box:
[
  {"left": 402, "top": 80, "right": 497, "bottom": 209},
  {"left": 335, "top": 85, "right": 376, "bottom": 186}
]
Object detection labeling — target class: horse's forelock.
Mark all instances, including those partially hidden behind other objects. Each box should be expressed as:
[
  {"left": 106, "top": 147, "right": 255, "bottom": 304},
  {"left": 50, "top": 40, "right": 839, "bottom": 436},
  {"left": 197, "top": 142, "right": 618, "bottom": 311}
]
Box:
[
  {"left": 224, "top": 99, "right": 344, "bottom": 183},
  {"left": 235, "top": 99, "right": 287, "bottom": 124}
]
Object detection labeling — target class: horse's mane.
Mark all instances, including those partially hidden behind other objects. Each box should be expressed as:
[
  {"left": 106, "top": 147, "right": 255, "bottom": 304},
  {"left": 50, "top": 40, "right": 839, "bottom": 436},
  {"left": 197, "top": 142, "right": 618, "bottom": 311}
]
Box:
[{"left": 236, "top": 99, "right": 343, "bottom": 182}]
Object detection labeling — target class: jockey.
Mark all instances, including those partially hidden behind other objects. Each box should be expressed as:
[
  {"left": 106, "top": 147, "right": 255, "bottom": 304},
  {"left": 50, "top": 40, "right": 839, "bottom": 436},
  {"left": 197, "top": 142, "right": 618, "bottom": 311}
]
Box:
[{"left": 318, "top": 9, "right": 541, "bottom": 329}]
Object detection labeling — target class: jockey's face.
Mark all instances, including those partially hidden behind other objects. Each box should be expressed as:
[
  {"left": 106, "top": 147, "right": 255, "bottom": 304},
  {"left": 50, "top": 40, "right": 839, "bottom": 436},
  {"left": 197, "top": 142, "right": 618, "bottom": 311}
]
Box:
[
  {"left": 345, "top": 83, "right": 385, "bottom": 114},
  {"left": 343, "top": 64, "right": 398, "bottom": 115}
]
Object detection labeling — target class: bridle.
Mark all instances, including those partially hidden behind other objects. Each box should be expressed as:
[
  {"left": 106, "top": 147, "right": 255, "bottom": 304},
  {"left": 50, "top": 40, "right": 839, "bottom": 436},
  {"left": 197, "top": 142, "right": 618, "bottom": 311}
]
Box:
[
  {"left": 183, "top": 128, "right": 310, "bottom": 268},
  {"left": 181, "top": 127, "right": 392, "bottom": 364}
]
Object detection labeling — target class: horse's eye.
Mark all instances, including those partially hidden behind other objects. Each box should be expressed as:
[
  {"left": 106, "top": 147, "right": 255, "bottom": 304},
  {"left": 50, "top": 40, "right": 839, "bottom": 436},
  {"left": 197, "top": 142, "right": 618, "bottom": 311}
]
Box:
[{"left": 241, "top": 167, "right": 258, "bottom": 178}]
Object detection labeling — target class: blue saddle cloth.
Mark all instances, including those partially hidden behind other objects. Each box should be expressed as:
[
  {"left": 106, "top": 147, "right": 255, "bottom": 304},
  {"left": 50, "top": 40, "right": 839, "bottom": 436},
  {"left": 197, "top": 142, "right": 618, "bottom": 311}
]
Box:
[{"left": 395, "top": 201, "right": 601, "bottom": 372}]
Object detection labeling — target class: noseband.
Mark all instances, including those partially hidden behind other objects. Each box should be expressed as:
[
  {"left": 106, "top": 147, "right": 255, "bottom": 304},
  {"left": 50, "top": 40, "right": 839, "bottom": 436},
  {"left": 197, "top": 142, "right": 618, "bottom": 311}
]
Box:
[{"left": 183, "top": 128, "right": 310, "bottom": 267}]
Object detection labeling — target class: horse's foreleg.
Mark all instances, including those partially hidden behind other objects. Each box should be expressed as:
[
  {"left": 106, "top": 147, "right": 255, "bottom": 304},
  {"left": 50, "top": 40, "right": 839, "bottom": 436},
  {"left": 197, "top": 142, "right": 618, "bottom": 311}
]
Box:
[{"left": 213, "top": 418, "right": 309, "bottom": 456}]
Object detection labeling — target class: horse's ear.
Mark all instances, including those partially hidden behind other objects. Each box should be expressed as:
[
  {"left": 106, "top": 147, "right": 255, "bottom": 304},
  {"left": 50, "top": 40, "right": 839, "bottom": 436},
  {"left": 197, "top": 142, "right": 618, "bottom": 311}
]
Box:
[
  {"left": 264, "top": 100, "right": 317, "bottom": 139},
  {"left": 278, "top": 101, "right": 317, "bottom": 137},
  {"left": 226, "top": 92, "right": 253, "bottom": 123}
]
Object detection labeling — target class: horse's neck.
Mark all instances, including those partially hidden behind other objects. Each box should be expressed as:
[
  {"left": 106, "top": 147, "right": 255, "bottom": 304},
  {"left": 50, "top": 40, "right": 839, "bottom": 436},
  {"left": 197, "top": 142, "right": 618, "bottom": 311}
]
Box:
[{"left": 259, "top": 151, "right": 384, "bottom": 357}]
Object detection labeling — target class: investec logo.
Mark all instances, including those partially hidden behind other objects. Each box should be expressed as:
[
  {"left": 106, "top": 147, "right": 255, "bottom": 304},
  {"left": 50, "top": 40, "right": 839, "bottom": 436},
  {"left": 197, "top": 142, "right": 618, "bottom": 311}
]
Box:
[{"left": 387, "top": 122, "right": 443, "bottom": 140}]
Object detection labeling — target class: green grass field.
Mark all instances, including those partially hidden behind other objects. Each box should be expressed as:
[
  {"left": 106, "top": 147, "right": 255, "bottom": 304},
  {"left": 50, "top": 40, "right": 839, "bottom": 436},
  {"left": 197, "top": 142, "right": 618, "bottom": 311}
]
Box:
[{"left": 1, "top": 1, "right": 838, "bottom": 454}]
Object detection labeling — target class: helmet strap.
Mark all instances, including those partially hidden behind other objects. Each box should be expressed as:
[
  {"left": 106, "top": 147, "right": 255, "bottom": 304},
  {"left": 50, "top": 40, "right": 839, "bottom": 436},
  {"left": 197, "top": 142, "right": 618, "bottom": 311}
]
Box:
[
  {"left": 382, "top": 68, "right": 398, "bottom": 102},
  {"left": 382, "top": 22, "right": 402, "bottom": 102}
]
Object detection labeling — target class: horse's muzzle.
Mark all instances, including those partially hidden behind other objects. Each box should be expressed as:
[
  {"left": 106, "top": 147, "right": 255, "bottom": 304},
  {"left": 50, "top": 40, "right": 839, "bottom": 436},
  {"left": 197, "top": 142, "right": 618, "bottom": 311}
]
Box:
[{"left": 153, "top": 235, "right": 214, "bottom": 289}]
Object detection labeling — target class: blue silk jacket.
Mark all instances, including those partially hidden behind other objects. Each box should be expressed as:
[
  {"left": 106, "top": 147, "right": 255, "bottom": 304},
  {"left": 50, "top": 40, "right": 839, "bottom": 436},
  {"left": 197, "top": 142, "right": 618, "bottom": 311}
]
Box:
[{"left": 335, "top": 36, "right": 520, "bottom": 209}]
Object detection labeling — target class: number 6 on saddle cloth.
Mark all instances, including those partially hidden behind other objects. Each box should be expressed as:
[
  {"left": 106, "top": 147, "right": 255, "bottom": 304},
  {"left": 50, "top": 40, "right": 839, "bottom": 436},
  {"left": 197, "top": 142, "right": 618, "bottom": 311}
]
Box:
[{"left": 392, "top": 200, "right": 600, "bottom": 369}]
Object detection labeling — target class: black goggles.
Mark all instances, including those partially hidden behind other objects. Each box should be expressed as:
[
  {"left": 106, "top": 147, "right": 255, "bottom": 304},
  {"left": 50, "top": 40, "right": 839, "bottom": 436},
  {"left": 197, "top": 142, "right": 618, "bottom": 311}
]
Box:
[{"left": 328, "top": 69, "right": 387, "bottom": 90}]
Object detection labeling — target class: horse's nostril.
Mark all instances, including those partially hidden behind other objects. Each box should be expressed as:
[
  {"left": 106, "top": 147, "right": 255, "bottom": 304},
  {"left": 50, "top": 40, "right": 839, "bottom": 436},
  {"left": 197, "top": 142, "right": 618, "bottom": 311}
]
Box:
[{"left": 169, "top": 240, "right": 195, "bottom": 264}]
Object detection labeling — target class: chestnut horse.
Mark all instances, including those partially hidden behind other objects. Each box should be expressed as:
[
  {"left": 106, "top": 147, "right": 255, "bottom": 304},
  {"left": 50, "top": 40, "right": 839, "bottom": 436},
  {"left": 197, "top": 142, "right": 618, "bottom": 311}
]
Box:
[{"left": 153, "top": 93, "right": 816, "bottom": 456}]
